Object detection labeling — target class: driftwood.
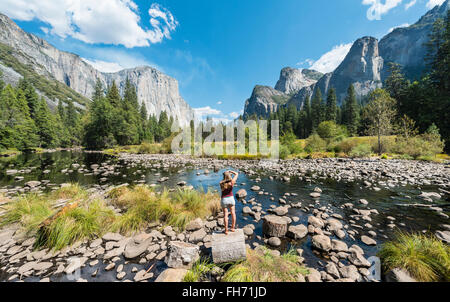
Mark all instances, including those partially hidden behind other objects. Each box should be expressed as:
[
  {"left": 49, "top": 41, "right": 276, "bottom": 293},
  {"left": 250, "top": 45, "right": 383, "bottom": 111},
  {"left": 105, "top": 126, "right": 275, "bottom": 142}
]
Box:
[{"left": 39, "top": 202, "right": 79, "bottom": 228}]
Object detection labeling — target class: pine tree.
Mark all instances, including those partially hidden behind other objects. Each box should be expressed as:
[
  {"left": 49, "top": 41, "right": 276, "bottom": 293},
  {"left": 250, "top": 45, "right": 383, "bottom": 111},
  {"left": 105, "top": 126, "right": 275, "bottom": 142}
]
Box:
[
  {"left": 83, "top": 82, "right": 116, "bottom": 149},
  {"left": 57, "top": 99, "right": 65, "bottom": 121},
  {"left": 303, "top": 96, "right": 312, "bottom": 136},
  {"left": 311, "top": 88, "right": 324, "bottom": 130},
  {"left": 325, "top": 88, "right": 337, "bottom": 122},
  {"left": 343, "top": 84, "right": 360, "bottom": 136},
  {"left": 0, "top": 85, "right": 38, "bottom": 150},
  {"left": 384, "top": 63, "right": 410, "bottom": 102},
  {"left": 34, "top": 97, "right": 57, "bottom": 148},
  {"left": 18, "top": 78, "right": 40, "bottom": 119},
  {"left": 0, "top": 71, "right": 4, "bottom": 92},
  {"left": 119, "top": 78, "right": 140, "bottom": 145}
]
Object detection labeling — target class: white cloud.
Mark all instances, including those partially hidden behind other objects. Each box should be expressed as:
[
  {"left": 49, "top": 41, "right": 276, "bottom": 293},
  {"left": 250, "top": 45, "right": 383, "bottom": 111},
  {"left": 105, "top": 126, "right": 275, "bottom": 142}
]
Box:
[
  {"left": 193, "top": 106, "right": 222, "bottom": 119},
  {"left": 405, "top": 0, "right": 417, "bottom": 10},
  {"left": 296, "top": 59, "right": 315, "bottom": 68},
  {"left": 0, "top": 1, "right": 178, "bottom": 48},
  {"left": 211, "top": 117, "right": 233, "bottom": 125},
  {"left": 426, "top": 0, "right": 445, "bottom": 9},
  {"left": 388, "top": 23, "right": 410, "bottom": 33},
  {"left": 362, "top": 0, "right": 403, "bottom": 20},
  {"left": 82, "top": 58, "right": 125, "bottom": 73},
  {"left": 310, "top": 43, "right": 353, "bottom": 74},
  {"left": 77, "top": 46, "right": 160, "bottom": 72},
  {"left": 228, "top": 112, "right": 240, "bottom": 119},
  {"left": 217, "top": 101, "right": 223, "bottom": 105}
]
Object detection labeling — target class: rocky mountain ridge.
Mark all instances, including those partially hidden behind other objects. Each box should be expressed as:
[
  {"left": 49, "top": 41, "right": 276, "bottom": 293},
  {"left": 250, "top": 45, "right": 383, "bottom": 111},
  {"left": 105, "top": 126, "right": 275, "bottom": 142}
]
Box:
[
  {"left": 0, "top": 13, "right": 195, "bottom": 126},
  {"left": 244, "top": 0, "right": 449, "bottom": 117}
]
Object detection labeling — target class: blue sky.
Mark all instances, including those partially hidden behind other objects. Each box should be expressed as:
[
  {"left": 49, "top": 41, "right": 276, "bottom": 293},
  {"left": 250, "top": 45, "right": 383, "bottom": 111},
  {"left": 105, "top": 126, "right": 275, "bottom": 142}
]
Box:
[{"left": 0, "top": 0, "right": 445, "bottom": 122}]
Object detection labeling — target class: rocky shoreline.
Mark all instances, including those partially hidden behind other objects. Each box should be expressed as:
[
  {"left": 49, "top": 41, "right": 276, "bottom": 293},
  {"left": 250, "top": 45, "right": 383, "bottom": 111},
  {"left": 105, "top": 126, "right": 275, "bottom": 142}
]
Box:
[
  {"left": 118, "top": 154, "right": 450, "bottom": 189},
  {"left": 0, "top": 153, "right": 449, "bottom": 282}
]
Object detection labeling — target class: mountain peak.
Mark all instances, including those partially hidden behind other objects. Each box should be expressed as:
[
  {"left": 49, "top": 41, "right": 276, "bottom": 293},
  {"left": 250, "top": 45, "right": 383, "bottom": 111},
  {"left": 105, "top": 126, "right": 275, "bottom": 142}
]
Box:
[
  {"left": 275, "top": 67, "right": 322, "bottom": 94},
  {"left": 0, "top": 12, "right": 194, "bottom": 126}
]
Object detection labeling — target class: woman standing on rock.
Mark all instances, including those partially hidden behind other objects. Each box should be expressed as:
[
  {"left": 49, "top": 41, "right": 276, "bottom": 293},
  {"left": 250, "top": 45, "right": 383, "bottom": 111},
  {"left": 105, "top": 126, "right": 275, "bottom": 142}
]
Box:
[{"left": 220, "top": 170, "right": 238, "bottom": 235}]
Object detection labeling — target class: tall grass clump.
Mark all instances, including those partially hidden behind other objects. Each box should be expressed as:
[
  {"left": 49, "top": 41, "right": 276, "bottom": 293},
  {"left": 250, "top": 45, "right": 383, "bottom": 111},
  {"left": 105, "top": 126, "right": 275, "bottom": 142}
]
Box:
[
  {"left": 0, "top": 194, "right": 53, "bottom": 234},
  {"left": 50, "top": 183, "right": 88, "bottom": 201},
  {"left": 183, "top": 258, "right": 217, "bottom": 282},
  {"left": 110, "top": 186, "right": 221, "bottom": 233},
  {"left": 35, "top": 199, "right": 116, "bottom": 250},
  {"left": 108, "top": 185, "right": 155, "bottom": 209},
  {"left": 378, "top": 232, "right": 450, "bottom": 282},
  {"left": 222, "top": 247, "right": 309, "bottom": 282}
]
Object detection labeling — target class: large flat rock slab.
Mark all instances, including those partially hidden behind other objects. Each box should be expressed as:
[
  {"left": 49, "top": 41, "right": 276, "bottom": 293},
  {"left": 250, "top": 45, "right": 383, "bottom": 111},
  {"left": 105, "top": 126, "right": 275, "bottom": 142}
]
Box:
[{"left": 211, "top": 229, "right": 246, "bottom": 264}]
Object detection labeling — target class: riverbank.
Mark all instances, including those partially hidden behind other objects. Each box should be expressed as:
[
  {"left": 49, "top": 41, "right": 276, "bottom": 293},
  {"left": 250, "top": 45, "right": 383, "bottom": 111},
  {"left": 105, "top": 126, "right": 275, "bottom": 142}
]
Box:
[
  {"left": 0, "top": 151, "right": 449, "bottom": 282},
  {"left": 117, "top": 153, "right": 450, "bottom": 189}
]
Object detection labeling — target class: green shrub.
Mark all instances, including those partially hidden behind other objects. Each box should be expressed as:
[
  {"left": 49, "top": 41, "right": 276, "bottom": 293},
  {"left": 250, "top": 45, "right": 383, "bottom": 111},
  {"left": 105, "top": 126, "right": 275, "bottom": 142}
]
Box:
[
  {"left": 349, "top": 143, "right": 372, "bottom": 158},
  {"left": 391, "top": 134, "right": 444, "bottom": 159},
  {"left": 317, "top": 121, "right": 347, "bottom": 141},
  {"left": 336, "top": 138, "right": 359, "bottom": 153},
  {"left": 378, "top": 232, "right": 450, "bottom": 282},
  {"left": 279, "top": 145, "right": 291, "bottom": 159},
  {"left": 137, "top": 142, "right": 162, "bottom": 154},
  {"left": 305, "top": 133, "right": 327, "bottom": 153}
]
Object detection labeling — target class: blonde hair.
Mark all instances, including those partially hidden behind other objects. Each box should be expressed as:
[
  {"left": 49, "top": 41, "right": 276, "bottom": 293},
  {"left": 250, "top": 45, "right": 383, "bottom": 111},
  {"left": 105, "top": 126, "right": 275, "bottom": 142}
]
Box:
[{"left": 220, "top": 171, "right": 233, "bottom": 191}]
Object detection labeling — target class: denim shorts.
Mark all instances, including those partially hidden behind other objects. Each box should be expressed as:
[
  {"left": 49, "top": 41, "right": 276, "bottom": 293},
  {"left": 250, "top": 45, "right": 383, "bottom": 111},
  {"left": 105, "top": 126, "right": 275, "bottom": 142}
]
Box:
[{"left": 221, "top": 196, "right": 236, "bottom": 209}]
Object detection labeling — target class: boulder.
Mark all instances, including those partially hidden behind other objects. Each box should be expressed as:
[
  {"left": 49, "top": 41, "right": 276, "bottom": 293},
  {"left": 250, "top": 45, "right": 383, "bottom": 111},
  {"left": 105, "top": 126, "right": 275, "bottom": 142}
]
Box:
[
  {"left": 165, "top": 241, "right": 200, "bottom": 269},
  {"left": 308, "top": 216, "right": 324, "bottom": 228},
  {"left": 134, "top": 270, "right": 154, "bottom": 282},
  {"left": 273, "top": 206, "right": 289, "bottom": 216},
  {"left": 102, "top": 233, "right": 124, "bottom": 242},
  {"left": 186, "top": 218, "right": 204, "bottom": 232},
  {"left": 211, "top": 229, "right": 246, "bottom": 264},
  {"left": 287, "top": 224, "right": 308, "bottom": 240},
  {"left": 339, "top": 265, "right": 361, "bottom": 281},
  {"left": 326, "top": 218, "right": 343, "bottom": 232},
  {"left": 189, "top": 228, "right": 207, "bottom": 243},
  {"left": 268, "top": 237, "right": 281, "bottom": 247},
  {"left": 311, "top": 235, "right": 331, "bottom": 252},
  {"left": 25, "top": 181, "right": 41, "bottom": 188},
  {"left": 123, "top": 238, "right": 153, "bottom": 259},
  {"left": 155, "top": 268, "right": 188, "bottom": 282},
  {"left": 385, "top": 268, "right": 417, "bottom": 282},
  {"left": 361, "top": 235, "right": 377, "bottom": 246},
  {"left": 331, "top": 239, "right": 348, "bottom": 252},
  {"left": 262, "top": 215, "right": 288, "bottom": 237},
  {"left": 325, "top": 262, "right": 340, "bottom": 279},
  {"left": 250, "top": 186, "right": 260, "bottom": 191},
  {"left": 306, "top": 268, "right": 322, "bottom": 282},
  {"left": 236, "top": 189, "right": 247, "bottom": 199},
  {"left": 348, "top": 250, "right": 371, "bottom": 267},
  {"left": 435, "top": 230, "right": 450, "bottom": 244}
]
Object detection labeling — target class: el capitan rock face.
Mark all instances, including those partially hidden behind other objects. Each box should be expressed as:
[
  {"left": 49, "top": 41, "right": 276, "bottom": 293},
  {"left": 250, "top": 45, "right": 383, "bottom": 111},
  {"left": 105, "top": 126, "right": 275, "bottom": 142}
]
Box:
[{"left": 0, "top": 13, "right": 195, "bottom": 126}]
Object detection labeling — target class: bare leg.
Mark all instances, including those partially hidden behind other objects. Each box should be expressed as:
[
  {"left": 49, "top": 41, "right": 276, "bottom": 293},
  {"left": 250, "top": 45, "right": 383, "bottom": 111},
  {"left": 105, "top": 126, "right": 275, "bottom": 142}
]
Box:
[
  {"left": 223, "top": 207, "right": 229, "bottom": 235},
  {"left": 230, "top": 206, "right": 236, "bottom": 232}
]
